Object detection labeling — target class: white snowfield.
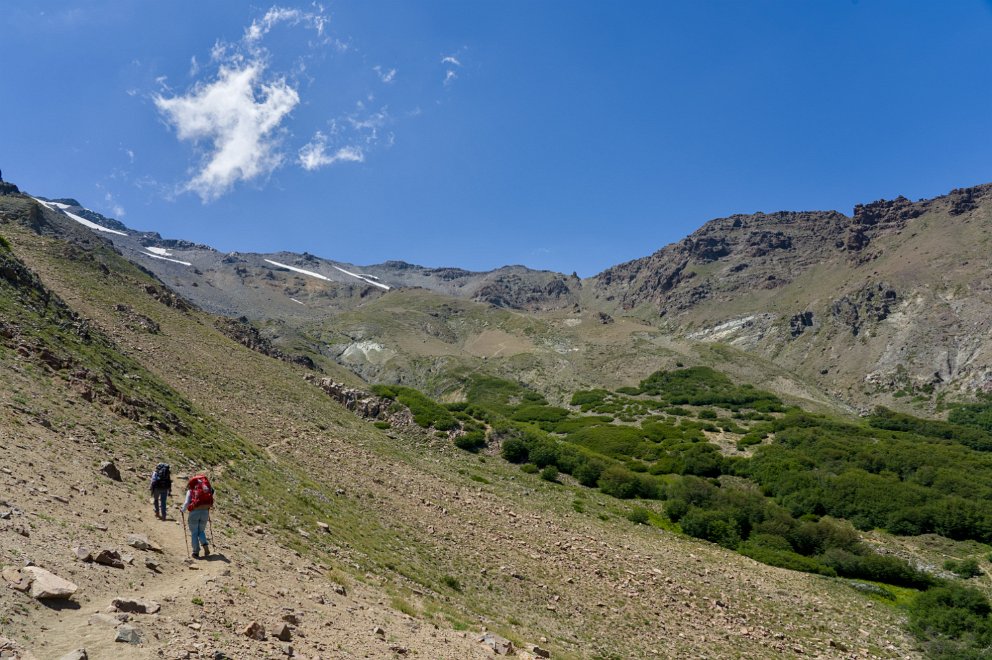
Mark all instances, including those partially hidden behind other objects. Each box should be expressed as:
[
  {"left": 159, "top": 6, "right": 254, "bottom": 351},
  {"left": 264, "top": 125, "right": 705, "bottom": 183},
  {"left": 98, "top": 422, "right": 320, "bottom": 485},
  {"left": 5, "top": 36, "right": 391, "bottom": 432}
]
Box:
[
  {"left": 33, "top": 198, "right": 129, "bottom": 236},
  {"left": 140, "top": 245, "right": 191, "bottom": 266},
  {"left": 143, "top": 252, "right": 192, "bottom": 266},
  {"left": 263, "top": 259, "right": 390, "bottom": 290},
  {"left": 264, "top": 259, "right": 331, "bottom": 281},
  {"left": 332, "top": 265, "right": 390, "bottom": 290}
]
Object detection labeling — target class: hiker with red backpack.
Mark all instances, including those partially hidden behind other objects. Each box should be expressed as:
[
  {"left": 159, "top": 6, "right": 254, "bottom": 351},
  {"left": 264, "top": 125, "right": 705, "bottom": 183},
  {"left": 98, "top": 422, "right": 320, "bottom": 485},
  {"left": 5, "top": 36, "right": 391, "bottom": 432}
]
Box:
[
  {"left": 181, "top": 473, "right": 214, "bottom": 559},
  {"left": 150, "top": 463, "right": 172, "bottom": 520}
]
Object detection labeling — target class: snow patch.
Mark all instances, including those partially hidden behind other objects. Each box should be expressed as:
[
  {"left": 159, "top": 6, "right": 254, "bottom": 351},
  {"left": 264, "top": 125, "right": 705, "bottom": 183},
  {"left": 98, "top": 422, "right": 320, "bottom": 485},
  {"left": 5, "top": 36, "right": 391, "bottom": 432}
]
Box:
[
  {"left": 332, "top": 265, "right": 390, "bottom": 290},
  {"left": 33, "top": 198, "right": 128, "bottom": 236},
  {"left": 290, "top": 298, "right": 305, "bottom": 305},
  {"left": 264, "top": 259, "right": 330, "bottom": 281},
  {"left": 142, "top": 252, "right": 191, "bottom": 266},
  {"left": 145, "top": 246, "right": 173, "bottom": 256}
]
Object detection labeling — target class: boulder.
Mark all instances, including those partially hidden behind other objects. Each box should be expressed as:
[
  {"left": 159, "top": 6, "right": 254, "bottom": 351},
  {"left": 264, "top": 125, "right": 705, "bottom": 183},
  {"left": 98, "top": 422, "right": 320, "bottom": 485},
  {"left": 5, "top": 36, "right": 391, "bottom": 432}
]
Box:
[
  {"left": 112, "top": 597, "right": 161, "bottom": 614},
  {"left": 23, "top": 566, "right": 78, "bottom": 600},
  {"left": 99, "top": 461, "right": 122, "bottom": 481},
  {"left": 94, "top": 549, "right": 125, "bottom": 569},
  {"left": 114, "top": 624, "right": 143, "bottom": 644}
]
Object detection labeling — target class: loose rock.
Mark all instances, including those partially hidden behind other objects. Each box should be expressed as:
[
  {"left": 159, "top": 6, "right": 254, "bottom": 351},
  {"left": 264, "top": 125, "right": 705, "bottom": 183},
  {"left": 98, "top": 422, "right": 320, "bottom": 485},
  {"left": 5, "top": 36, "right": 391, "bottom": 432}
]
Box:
[
  {"left": 112, "top": 597, "right": 161, "bottom": 614},
  {"left": 273, "top": 622, "right": 292, "bottom": 641},
  {"left": 99, "top": 461, "right": 122, "bottom": 481},
  {"left": 94, "top": 549, "right": 125, "bottom": 569},
  {"left": 115, "top": 624, "right": 143, "bottom": 644},
  {"left": 23, "top": 566, "right": 78, "bottom": 600},
  {"left": 242, "top": 621, "right": 266, "bottom": 641},
  {"left": 58, "top": 650, "right": 88, "bottom": 660},
  {"left": 479, "top": 633, "right": 515, "bottom": 655},
  {"left": 126, "top": 534, "right": 162, "bottom": 552}
]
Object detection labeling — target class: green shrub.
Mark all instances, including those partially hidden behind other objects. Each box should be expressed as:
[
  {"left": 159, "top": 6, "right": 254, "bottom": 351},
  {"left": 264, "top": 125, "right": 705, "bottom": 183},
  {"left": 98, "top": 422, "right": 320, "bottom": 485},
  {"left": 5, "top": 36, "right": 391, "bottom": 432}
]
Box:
[
  {"left": 520, "top": 463, "right": 539, "bottom": 474},
  {"left": 373, "top": 421, "right": 391, "bottom": 430},
  {"left": 627, "top": 507, "right": 650, "bottom": 525},
  {"left": 820, "top": 548, "right": 933, "bottom": 589},
  {"left": 739, "top": 543, "right": 836, "bottom": 576},
  {"left": 679, "top": 507, "right": 741, "bottom": 548},
  {"left": 540, "top": 465, "right": 559, "bottom": 482},
  {"left": 501, "top": 438, "right": 530, "bottom": 463},
  {"left": 598, "top": 466, "right": 658, "bottom": 499},
  {"left": 697, "top": 408, "right": 718, "bottom": 420},
  {"left": 944, "top": 558, "right": 983, "bottom": 579},
  {"left": 441, "top": 575, "right": 462, "bottom": 592},
  {"left": 454, "top": 431, "right": 486, "bottom": 452},
  {"left": 909, "top": 583, "right": 992, "bottom": 655}
]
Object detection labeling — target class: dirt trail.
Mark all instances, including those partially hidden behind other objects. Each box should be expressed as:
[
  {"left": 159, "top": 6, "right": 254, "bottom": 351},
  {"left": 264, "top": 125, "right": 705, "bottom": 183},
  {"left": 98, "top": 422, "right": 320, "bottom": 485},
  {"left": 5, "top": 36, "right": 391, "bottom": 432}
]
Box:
[{"left": 37, "top": 499, "right": 230, "bottom": 659}]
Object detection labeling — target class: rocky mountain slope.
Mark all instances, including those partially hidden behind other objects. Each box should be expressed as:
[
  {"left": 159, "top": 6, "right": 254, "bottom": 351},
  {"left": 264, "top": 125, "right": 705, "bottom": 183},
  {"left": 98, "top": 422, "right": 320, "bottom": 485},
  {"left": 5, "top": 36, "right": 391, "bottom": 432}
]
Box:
[
  {"left": 589, "top": 183, "right": 992, "bottom": 412},
  {"left": 27, "top": 181, "right": 992, "bottom": 417},
  {"left": 0, "top": 184, "right": 923, "bottom": 658}
]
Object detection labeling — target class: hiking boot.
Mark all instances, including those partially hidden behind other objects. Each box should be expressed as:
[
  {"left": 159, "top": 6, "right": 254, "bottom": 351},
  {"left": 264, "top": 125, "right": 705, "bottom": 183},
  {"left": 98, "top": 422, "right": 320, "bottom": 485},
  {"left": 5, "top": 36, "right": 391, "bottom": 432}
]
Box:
[
  {"left": 202, "top": 544, "right": 210, "bottom": 558},
  {"left": 191, "top": 549, "right": 201, "bottom": 559}
]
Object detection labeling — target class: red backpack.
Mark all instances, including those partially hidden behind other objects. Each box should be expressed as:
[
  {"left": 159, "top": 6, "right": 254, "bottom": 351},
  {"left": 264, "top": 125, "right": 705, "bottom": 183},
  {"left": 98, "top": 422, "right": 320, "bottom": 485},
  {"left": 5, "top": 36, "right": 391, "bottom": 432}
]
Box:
[{"left": 188, "top": 475, "right": 214, "bottom": 509}]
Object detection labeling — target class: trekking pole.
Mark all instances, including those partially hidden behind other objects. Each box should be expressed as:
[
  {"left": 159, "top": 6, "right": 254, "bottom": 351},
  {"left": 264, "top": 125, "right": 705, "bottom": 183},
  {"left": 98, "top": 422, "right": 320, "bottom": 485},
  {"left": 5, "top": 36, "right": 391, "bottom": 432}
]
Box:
[
  {"left": 180, "top": 508, "right": 190, "bottom": 557},
  {"left": 207, "top": 510, "right": 218, "bottom": 552}
]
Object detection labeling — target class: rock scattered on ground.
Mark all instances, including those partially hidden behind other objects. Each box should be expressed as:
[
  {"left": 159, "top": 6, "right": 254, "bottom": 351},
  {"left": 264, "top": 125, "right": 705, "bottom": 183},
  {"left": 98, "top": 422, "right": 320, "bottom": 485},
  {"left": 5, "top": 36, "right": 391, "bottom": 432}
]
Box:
[
  {"left": 112, "top": 597, "right": 161, "bottom": 614},
  {"left": 99, "top": 461, "right": 122, "bottom": 481},
  {"left": 22, "top": 566, "right": 78, "bottom": 600}
]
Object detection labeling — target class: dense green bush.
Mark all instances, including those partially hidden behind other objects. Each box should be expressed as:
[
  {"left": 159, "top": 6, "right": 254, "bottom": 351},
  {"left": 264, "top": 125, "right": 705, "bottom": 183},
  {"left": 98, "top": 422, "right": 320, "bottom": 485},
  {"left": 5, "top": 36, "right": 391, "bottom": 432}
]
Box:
[
  {"left": 738, "top": 542, "right": 836, "bottom": 576},
  {"left": 371, "top": 385, "right": 458, "bottom": 431},
  {"left": 501, "top": 438, "right": 530, "bottom": 463},
  {"left": 909, "top": 583, "right": 992, "bottom": 657},
  {"left": 944, "top": 558, "right": 983, "bottom": 579},
  {"left": 454, "top": 430, "right": 487, "bottom": 452},
  {"left": 540, "top": 465, "right": 559, "bottom": 482},
  {"left": 627, "top": 507, "right": 650, "bottom": 524}
]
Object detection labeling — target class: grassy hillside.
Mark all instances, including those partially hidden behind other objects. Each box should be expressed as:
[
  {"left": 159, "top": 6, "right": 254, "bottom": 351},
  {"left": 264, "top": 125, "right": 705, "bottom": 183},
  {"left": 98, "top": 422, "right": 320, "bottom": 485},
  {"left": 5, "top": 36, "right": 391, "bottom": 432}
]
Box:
[
  {"left": 0, "top": 196, "right": 928, "bottom": 657},
  {"left": 377, "top": 367, "right": 992, "bottom": 658}
]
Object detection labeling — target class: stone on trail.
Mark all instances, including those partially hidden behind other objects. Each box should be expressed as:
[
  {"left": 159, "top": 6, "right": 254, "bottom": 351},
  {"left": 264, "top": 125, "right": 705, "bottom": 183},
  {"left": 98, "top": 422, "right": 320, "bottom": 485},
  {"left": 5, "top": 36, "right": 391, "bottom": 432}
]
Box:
[
  {"left": 114, "top": 624, "right": 143, "bottom": 644},
  {"left": 93, "top": 548, "right": 125, "bottom": 569},
  {"left": 23, "top": 566, "right": 78, "bottom": 600},
  {"left": 57, "top": 650, "right": 88, "bottom": 660},
  {"left": 112, "top": 597, "right": 161, "bottom": 614},
  {"left": 99, "top": 461, "right": 122, "bottom": 481},
  {"left": 126, "top": 533, "right": 162, "bottom": 552},
  {"left": 530, "top": 644, "right": 552, "bottom": 658},
  {"left": 479, "top": 632, "right": 515, "bottom": 655},
  {"left": 144, "top": 557, "right": 161, "bottom": 572},
  {"left": 88, "top": 613, "right": 119, "bottom": 627}
]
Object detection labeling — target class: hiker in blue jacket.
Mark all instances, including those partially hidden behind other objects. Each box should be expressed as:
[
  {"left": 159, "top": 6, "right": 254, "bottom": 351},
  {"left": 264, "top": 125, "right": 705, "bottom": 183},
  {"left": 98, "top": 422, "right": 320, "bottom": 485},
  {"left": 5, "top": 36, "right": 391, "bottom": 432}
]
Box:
[{"left": 149, "top": 463, "right": 172, "bottom": 521}]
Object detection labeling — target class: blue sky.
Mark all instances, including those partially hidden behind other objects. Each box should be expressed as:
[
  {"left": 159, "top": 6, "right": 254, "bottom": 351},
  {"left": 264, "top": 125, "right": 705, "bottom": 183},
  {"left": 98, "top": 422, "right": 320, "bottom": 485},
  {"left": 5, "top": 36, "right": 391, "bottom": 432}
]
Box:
[{"left": 2, "top": 1, "right": 991, "bottom": 276}]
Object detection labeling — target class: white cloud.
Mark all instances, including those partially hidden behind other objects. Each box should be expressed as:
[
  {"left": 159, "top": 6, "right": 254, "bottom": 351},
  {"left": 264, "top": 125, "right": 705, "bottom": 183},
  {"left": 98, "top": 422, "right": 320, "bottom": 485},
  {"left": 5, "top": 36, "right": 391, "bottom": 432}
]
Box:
[
  {"left": 245, "top": 7, "right": 303, "bottom": 43},
  {"left": 444, "top": 70, "right": 457, "bottom": 86},
  {"left": 104, "top": 192, "right": 126, "bottom": 218},
  {"left": 298, "top": 132, "right": 364, "bottom": 171},
  {"left": 441, "top": 55, "right": 461, "bottom": 66},
  {"left": 154, "top": 63, "right": 300, "bottom": 201},
  {"left": 374, "top": 65, "right": 397, "bottom": 83}
]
